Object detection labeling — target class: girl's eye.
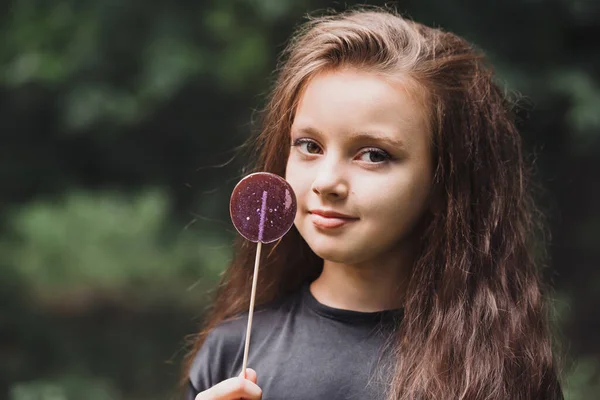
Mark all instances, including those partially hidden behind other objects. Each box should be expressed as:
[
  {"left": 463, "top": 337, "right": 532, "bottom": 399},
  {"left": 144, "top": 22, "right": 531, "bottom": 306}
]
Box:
[
  {"left": 292, "top": 139, "right": 391, "bottom": 164},
  {"left": 293, "top": 138, "right": 322, "bottom": 154},
  {"left": 357, "top": 149, "right": 391, "bottom": 163}
]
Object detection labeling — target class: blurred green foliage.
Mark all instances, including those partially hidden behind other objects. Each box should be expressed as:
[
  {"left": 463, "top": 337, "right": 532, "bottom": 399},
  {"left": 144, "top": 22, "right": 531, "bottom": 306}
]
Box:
[
  {"left": 10, "top": 377, "right": 119, "bottom": 400},
  {"left": 1, "top": 190, "right": 228, "bottom": 399},
  {"left": 1, "top": 0, "right": 599, "bottom": 399},
  {"left": 563, "top": 357, "right": 600, "bottom": 400},
  {"left": 2, "top": 190, "right": 228, "bottom": 296}
]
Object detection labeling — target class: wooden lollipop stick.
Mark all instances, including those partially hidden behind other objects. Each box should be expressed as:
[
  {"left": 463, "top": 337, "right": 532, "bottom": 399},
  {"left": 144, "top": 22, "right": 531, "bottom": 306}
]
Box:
[
  {"left": 240, "top": 191, "right": 267, "bottom": 378},
  {"left": 241, "top": 241, "right": 262, "bottom": 378}
]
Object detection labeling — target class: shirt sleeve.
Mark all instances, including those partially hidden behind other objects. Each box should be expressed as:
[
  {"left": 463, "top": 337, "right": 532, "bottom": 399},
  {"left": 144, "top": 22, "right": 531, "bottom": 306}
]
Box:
[
  {"left": 188, "top": 320, "right": 244, "bottom": 393},
  {"left": 188, "top": 331, "right": 221, "bottom": 392},
  {"left": 185, "top": 380, "right": 199, "bottom": 400}
]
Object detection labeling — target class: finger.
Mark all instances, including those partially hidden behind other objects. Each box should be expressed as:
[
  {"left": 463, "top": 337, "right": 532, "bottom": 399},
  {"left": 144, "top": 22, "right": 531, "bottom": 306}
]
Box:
[
  {"left": 238, "top": 368, "right": 257, "bottom": 384},
  {"left": 195, "top": 377, "right": 262, "bottom": 400}
]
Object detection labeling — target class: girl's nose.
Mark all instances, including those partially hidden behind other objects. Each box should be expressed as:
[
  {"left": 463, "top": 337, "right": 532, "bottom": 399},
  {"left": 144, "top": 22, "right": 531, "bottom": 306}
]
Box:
[{"left": 311, "top": 160, "right": 349, "bottom": 200}]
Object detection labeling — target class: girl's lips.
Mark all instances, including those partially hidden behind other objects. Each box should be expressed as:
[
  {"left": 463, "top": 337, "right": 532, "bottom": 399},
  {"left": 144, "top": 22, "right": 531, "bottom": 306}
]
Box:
[{"left": 310, "top": 212, "right": 358, "bottom": 229}]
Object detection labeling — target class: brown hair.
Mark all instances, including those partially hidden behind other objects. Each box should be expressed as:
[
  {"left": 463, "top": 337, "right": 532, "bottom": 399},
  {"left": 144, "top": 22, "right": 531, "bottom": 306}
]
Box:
[{"left": 183, "top": 7, "right": 563, "bottom": 399}]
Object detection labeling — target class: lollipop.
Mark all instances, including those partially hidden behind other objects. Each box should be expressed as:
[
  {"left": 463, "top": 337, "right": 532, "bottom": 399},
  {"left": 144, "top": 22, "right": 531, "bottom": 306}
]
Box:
[{"left": 229, "top": 172, "right": 296, "bottom": 376}]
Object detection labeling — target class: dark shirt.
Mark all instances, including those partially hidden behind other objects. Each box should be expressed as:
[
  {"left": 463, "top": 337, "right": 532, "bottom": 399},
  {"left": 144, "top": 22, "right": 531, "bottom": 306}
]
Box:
[{"left": 186, "top": 284, "right": 403, "bottom": 400}]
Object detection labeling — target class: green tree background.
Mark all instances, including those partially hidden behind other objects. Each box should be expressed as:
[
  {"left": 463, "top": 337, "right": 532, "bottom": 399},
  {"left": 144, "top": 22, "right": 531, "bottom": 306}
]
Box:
[{"left": 1, "top": 0, "right": 598, "bottom": 399}]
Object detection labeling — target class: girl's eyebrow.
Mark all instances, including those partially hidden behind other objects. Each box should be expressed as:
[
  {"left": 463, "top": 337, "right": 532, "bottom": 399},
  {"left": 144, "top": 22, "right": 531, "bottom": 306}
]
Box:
[
  {"left": 291, "top": 126, "right": 322, "bottom": 137},
  {"left": 291, "top": 125, "right": 405, "bottom": 149},
  {"left": 347, "top": 131, "right": 406, "bottom": 149}
]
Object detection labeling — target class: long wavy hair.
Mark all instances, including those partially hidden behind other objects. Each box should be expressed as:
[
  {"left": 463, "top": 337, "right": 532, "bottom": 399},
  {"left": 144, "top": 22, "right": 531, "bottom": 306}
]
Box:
[{"left": 183, "top": 8, "right": 563, "bottom": 399}]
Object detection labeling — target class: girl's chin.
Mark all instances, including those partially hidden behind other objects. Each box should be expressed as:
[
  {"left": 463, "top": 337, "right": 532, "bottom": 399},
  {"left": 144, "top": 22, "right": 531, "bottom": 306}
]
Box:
[{"left": 307, "top": 242, "right": 368, "bottom": 264}]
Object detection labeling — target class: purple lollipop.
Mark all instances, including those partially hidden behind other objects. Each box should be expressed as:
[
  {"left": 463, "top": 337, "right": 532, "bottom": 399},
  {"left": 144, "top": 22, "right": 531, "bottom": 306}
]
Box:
[
  {"left": 229, "top": 172, "right": 297, "bottom": 378},
  {"left": 230, "top": 172, "right": 297, "bottom": 243}
]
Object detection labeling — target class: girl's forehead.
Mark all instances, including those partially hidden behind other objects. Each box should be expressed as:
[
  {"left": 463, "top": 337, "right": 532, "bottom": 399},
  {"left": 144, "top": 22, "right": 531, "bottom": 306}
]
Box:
[{"left": 292, "top": 69, "right": 430, "bottom": 141}]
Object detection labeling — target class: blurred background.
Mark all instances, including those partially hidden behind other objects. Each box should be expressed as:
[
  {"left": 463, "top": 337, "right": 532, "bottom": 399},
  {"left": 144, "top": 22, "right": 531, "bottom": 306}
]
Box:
[{"left": 1, "top": 0, "right": 598, "bottom": 399}]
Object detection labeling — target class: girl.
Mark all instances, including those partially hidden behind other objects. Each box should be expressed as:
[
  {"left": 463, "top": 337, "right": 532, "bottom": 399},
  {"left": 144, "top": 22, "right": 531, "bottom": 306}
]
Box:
[{"left": 183, "top": 7, "right": 563, "bottom": 400}]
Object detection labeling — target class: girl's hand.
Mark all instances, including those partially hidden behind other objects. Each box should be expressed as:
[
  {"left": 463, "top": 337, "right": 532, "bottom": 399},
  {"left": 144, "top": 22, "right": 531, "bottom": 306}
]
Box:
[{"left": 195, "top": 368, "right": 262, "bottom": 400}]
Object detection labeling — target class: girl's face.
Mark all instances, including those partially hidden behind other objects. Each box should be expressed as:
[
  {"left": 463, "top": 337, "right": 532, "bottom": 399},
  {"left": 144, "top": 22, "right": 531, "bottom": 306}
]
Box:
[{"left": 285, "top": 68, "right": 433, "bottom": 265}]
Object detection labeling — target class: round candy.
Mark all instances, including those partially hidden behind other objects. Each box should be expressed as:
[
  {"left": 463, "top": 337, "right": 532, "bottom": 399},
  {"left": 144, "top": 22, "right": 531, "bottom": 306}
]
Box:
[{"left": 229, "top": 172, "right": 297, "bottom": 243}]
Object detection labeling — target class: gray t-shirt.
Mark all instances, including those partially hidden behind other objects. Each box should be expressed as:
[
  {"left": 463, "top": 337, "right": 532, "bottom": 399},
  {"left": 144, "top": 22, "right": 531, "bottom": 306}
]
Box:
[{"left": 186, "top": 284, "right": 403, "bottom": 399}]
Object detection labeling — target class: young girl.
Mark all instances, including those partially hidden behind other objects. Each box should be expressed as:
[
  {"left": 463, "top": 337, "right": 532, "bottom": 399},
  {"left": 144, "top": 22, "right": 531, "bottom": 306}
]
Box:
[{"left": 183, "top": 8, "right": 563, "bottom": 400}]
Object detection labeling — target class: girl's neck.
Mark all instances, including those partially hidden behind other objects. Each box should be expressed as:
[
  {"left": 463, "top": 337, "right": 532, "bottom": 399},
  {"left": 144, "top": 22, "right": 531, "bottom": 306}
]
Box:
[{"left": 309, "top": 245, "right": 413, "bottom": 313}]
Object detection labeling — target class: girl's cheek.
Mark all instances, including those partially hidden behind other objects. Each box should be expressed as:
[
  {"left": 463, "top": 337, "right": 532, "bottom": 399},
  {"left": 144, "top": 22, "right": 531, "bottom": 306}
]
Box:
[{"left": 285, "top": 167, "right": 307, "bottom": 195}]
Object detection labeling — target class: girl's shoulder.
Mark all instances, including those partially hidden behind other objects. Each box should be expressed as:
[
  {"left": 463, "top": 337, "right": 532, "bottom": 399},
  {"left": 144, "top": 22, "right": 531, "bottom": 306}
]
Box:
[
  {"left": 210, "top": 287, "right": 304, "bottom": 341},
  {"left": 188, "top": 287, "right": 304, "bottom": 389}
]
